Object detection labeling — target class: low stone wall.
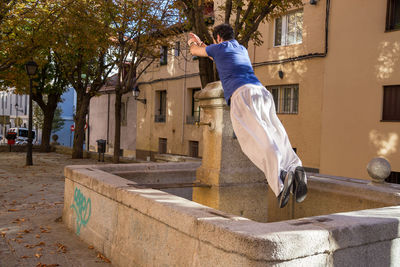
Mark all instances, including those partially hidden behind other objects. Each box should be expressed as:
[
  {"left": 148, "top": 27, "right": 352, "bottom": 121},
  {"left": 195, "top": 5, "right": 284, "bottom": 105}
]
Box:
[
  {"left": 64, "top": 163, "right": 400, "bottom": 266},
  {"left": 0, "top": 144, "right": 43, "bottom": 152},
  {"left": 54, "top": 145, "right": 138, "bottom": 163}
]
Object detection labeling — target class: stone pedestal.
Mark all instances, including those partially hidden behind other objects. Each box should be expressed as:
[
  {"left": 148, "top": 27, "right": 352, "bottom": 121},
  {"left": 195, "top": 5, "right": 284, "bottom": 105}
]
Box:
[{"left": 193, "top": 81, "right": 269, "bottom": 222}]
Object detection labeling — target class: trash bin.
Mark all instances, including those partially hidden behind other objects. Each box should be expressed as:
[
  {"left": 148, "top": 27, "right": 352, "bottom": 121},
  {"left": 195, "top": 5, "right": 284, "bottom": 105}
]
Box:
[
  {"left": 6, "top": 132, "right": 17, "bottom": 151},
  {"left": 96, "top": 139, "right": 106, "bottom": 162}
]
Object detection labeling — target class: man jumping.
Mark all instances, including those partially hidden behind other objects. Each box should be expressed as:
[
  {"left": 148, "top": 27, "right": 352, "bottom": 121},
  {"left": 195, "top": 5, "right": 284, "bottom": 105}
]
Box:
[{"left": 188, "top": 23, "right": 307, "bottom": 208}]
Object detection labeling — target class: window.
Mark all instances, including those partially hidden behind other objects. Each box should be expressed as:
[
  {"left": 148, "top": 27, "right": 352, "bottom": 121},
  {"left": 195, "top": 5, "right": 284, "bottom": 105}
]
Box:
[
  {"left": 274, "top": 9, "right": 303, "bottom": 46},
  {"left": 186, "top": 88, "right": 200, "bottom": 124},
  {"left": 386, "top": 0, "right": 400, "bottom": 31},
  {"left": 174, "top": 42, "right": 180, "bottom": 57},
  {"left": 267, "top": 84, "right": 299, "bottom": 114},
  {"left": 155, "top": 90, "right": 167, "bottom": 122},
  {"left": 189, "top": 140, "right": 199, "bottom": 158},
  {"left": 385, "top": 171, "right": 400, "bottom": 184},
  {"left": 160, "top": 46, "right": 168, "bottom": 65},
  {"left": 159, "top": 138, "right": 167, "bottom": 154},
  {"left": 382, "top": 85, "right": 400, "bottom": 121}
]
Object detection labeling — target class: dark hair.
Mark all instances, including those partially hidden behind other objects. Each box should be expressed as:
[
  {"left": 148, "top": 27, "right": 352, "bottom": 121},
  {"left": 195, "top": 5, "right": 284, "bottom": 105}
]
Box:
[{"left": 212, "top": 23, "right": 234, "bottom": 41}]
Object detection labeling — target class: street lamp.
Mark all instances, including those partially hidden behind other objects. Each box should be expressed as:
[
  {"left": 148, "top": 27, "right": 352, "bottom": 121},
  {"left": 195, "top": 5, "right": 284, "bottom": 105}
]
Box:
[
  {"left": 132, "top": 86, "right": 146, "bottom": 104},
  {"left": 25, "top": 61, "right": 38, "bottom": 166}
]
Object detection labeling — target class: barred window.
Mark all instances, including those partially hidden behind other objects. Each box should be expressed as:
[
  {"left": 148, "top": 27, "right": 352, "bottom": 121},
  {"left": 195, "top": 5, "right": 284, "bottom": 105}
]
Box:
[
  {"left": 267, "top": 84, "right": 299, "bottom": 114},
  {"left": 385, "top": 171, "right": 400, "bottom": 184},
  {"left": 189, "top": 140, "right": 199, "bottom": 158},
  {"left": 155, "top": 90, "right": 167, "bottom": 123}
]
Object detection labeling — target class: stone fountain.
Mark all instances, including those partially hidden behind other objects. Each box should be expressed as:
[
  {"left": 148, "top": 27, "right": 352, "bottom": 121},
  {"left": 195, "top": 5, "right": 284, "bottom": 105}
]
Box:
[{"left": 63, "top": 81, "right": 400, "bottom": 266}]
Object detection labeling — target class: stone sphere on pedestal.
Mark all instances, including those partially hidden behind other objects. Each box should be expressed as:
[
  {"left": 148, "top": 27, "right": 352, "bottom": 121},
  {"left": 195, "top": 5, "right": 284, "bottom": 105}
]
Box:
[{"left": 367, "top": 157, "right": 391, "bottom": 183}]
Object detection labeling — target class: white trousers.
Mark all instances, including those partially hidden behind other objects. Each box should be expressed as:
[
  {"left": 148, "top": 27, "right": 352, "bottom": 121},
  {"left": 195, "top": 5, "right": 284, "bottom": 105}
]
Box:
[{"left": 230, "top": 84, "right": 302, "bottom": 197}]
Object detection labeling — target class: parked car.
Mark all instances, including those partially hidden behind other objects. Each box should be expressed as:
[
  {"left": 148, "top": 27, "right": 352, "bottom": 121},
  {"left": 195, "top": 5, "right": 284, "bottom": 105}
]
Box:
[{"left": 7, "top": 128, "right": 36, "bottom": 143}]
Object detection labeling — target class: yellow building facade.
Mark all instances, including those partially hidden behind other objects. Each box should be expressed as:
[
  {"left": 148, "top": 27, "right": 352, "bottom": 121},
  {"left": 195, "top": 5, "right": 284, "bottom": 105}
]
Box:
[{"left": 111, "top": 0, "right": 399, "bottom": 180}]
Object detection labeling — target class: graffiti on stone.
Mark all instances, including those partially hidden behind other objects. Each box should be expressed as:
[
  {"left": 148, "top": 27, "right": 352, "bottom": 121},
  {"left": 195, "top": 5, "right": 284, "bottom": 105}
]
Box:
[{"left": 70, "top": 187, "right": 91, "bottom": 235}]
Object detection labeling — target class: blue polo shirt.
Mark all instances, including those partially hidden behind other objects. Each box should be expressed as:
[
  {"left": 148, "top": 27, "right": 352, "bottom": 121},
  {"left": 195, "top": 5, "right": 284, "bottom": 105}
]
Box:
[{"left": 206, "top": 39, "right": 261, "bottom": 103}]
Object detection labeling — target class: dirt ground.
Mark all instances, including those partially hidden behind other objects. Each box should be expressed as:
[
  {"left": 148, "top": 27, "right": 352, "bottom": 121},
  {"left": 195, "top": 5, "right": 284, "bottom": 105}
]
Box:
[{"left": 0, "top": 152, "right": 113, "bottom": 267}]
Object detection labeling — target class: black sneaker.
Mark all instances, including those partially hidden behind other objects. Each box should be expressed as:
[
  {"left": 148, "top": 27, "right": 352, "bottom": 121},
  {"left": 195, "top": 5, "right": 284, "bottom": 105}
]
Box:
[
  {"left": 293, "top": 166, "right": 308, "bottom": 203},
  {"left": 278, "top": 170, "right": 293, "bottom": 208}
]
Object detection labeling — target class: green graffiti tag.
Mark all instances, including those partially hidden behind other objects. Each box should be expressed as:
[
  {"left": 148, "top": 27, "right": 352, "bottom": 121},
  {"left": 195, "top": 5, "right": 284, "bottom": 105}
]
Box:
[{"left": 70, "top": 187, "right": 91, "bottom": 235}]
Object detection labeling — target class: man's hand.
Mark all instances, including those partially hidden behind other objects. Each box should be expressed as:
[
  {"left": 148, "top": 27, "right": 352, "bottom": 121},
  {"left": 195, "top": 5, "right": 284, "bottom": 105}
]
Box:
[
  {"left": 189, "top": 33, "right": 202, "bottom": 43},
  {"left": 188, "top": 33, "right": 204, "bottom": 47},
  {"left": 188, "top": 32, "right": 210, "bottom": 58}
]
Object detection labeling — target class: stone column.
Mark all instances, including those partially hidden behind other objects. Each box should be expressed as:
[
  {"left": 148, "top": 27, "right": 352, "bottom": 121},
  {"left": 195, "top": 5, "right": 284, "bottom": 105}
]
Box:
[{"left": 193, "top": 81, "right": 269, "bottom": 222}]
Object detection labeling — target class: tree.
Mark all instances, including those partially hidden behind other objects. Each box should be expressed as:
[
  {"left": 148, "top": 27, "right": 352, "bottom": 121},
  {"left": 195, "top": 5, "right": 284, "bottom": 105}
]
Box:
[
  {"left": 33, "top": 104, "right": 64, "bottom": 134},
  {"left": 175, "top": 0, "right": 303, "bottom": 87},
  {"left": 0, "top": 0, "right": 21, "bottom": 71},
  {"left": 33, "top": 52, "right": 69, "bottom": 152},
  {"left": 105, "top": 0, "right": 177, "bottom": 163},
  {"left": 0, "top": 1, "right": 114, "bottom": 157},
  {"left": 50, "top": 0, "right": 115, "bottom": 158},
  {"left": 0, "top": 1, "right": 70, "bottom": 152}
]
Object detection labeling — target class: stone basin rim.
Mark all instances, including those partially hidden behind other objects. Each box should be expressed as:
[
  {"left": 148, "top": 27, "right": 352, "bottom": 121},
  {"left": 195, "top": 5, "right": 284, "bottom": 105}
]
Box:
[{"left": 64, "top": 163, "right": 400, "bottom": 263}]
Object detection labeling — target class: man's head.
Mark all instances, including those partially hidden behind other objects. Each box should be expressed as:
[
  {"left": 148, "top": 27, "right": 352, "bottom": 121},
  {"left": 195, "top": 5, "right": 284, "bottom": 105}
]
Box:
[{"left": 212, "top": 24, "right": 234, "bottom": 43}]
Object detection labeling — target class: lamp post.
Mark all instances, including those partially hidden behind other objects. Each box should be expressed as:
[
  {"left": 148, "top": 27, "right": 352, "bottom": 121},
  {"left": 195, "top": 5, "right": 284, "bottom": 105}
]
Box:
[
  {"left": 132, "top": 86, "right": 146, "bottom": 104},
  {"left": 25, "top": 61, "right": 38, "bottom": 166}
]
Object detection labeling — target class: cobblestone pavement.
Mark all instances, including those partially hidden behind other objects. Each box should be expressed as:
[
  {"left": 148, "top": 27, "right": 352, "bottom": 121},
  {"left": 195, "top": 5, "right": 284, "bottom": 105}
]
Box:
[{"left": 0, "top": 152, "right": 113, "bottom": 267}]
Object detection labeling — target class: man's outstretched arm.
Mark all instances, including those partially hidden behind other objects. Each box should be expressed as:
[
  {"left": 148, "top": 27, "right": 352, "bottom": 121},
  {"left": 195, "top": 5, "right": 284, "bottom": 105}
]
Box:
[
  {"left": 189, "top": 43, "right": 209, "bottom": 57},
  {"left": 188, "top": 33, "right": 213, "bottom": 59}
]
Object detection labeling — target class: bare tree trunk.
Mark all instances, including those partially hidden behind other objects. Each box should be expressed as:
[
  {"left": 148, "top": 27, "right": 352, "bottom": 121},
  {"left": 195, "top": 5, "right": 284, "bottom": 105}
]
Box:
[
  {"left": 113, "top": 90, "right": 122, "bottom": 163},
  {"left": 72, "top": 94, "right": 89, "bottom": 159},
  {"left": 198, "top": 57, "right": 217, "bottom": 88},
  {"left": 40, "top": 108, "right": 55, "bottom": 152},
  {"left": 39, "top": 93, "right": 59, "bottom": 152}
]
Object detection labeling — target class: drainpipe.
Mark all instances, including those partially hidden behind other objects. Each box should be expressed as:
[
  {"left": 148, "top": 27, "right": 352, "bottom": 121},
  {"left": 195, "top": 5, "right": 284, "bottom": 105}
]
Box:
[
  {"left": 87, "top": 102, "right": 90, "bottom": 152},
  {"left": 107, "top": 92, "right": 110, "bottom": 148},
  {"left": 182, "top": 36, "right": 188, "bottom": 145},
  {"left": 252, "top": 0, "right": 330, "bottom": 67}
]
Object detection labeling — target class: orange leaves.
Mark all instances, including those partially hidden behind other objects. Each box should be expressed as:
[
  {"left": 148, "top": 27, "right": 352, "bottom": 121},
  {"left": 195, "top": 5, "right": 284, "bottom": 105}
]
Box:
[
  {"left": 25, "top": 241, "right": 45, "bottom": 248},
  {"left": 36, "top": 263, "right": 59, "bottom": 267},
  {"left": 12, "top": 217, "right": 26, "bottom": 224},
  {"left": 55, "top": 243, "right": 67, "bottom": 253},
  {"left": 97, "top": 252, "right": 111, "bottom": 263},
  {"left": 7, "top": 209, "right": 19, "bottom": 212},
  {"left": 40, "top": 226, "right": 51, "bottom": 233}
]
